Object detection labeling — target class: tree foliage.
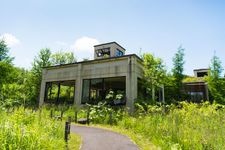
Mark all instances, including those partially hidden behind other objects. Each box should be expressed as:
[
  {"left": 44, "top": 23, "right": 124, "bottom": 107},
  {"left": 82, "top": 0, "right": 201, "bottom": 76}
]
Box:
[
  {"left": 206, "top": 55, "right": 225, "bottom": 104},
  {"left": 0, "top": 40, "right": 14, "bottom": 63},
  {"left": 172, "top": 46, "right": 185, "bottom": 99},
  {"left": 51, "top": 51, "right": 76, "bottom": 65},
  {"left": 143, "top": 53, "right": 167, "bottom": 102},
  {"left": 0, "top": 40, "right": 14, "bottom": 94},
  {"left": 29, "top": 48, "right": 52, "bottom": 105}
]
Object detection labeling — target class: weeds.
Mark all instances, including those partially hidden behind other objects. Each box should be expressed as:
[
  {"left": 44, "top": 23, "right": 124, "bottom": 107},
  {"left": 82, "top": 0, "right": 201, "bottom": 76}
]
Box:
[{"left": 0, "top": 106, "right": 79, "bottom": 150}]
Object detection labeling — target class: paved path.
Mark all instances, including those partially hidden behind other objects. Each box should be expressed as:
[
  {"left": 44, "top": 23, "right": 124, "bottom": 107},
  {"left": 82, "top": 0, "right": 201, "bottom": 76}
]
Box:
[{"left": 71, "top": 125, "right": 139, "bottom": 150}]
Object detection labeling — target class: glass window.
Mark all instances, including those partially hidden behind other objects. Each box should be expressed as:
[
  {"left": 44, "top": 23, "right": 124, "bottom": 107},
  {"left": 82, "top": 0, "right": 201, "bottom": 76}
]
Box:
[
  {"left": 59, "top": 81, "right": 75, "bottom": 104},
  {"left": 96, "top": 48, "right": 110, "bottom": 57},
  {"left": 90, "top": 79, "right": 104, "bottom": 102},
  {"left": 115, "top": 49, "right": 123, "bottom": 57},
  {"left": 82, "top": 80, "right": 90, "bottom": 104},
  {"left": 81, "top": 77, "right": 126, "bottom": 105},
  {"left": 104, "top": 77, "right": 126, "bottom": 105},
  {"left": 45, "top": 82, "right": 59, "bottom": 103},
  {"left": 44, "top": 80, "right": 75, "bottom": 104}
]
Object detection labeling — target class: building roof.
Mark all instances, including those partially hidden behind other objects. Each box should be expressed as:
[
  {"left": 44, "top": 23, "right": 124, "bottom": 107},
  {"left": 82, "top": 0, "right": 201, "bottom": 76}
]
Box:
[
  {"left": 43, "top": 54, "right": 142, "bottom": 69},
  {"left": 94, "top": 42, "right": 126, "bottom": 51},
  {"left": 193, "top": 68, "right": 209, "bottom": 71}
]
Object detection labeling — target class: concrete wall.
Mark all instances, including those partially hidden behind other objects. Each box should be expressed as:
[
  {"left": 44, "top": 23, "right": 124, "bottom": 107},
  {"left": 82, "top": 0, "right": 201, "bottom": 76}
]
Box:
[{"left": 39, "top": 54, "right": 143, "bottom": 111}]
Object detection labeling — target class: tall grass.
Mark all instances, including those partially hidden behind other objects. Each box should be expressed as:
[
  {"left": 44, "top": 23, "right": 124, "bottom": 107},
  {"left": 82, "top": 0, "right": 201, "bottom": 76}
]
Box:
[
  {"left": 117, "top": 102, "right": 225, "bottom": 149},
  {"left": 0, "top": 107, "right": 66, "bottom": 150}
]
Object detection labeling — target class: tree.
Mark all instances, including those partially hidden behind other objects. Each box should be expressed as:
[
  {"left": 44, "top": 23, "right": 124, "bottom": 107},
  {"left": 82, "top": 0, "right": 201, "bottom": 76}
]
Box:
[
  {"left": 0, "top": 40, "right": 14, "bottom": 95},
  {"left": 143, "top": 53, "right": 167, "bottom": 103},
  {"left": 206, "top": 54, "right": 225, "bottom": 104},
  {"left": 29, "top": 48, "right": 52, "bottom": 105},
  {"left": 0, "top": 40, "right": 14, "bottom": 63},
  {"left": 172, "top": 46, "right": 185, "bottom": 100},
  {"left": 51, "top": 51, "right": 76, "bottom": 65}
]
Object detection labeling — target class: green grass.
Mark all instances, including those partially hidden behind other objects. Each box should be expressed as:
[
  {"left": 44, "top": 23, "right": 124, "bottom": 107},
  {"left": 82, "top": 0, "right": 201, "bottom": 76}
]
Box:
[
  {"left": 0, "top": 107, "right": 81, "bottom": 150},
  {"left": 68, "top": 133, "right": 82, "bottom": 150},
  {"left": 116, "top": 102, "right": 225, "bottom": 150}
]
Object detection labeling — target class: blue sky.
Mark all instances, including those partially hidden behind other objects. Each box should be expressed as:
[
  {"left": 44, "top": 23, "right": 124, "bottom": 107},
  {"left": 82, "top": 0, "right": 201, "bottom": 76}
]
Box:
[{"left": 1, "top": 0, "right": 225, "bottom": 75}]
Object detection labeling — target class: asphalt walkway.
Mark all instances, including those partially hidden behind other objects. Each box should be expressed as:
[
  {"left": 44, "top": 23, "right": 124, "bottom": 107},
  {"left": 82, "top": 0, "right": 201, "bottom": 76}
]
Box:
[{"left": 71, "top": 125, "right": 139, "bottom": 150}]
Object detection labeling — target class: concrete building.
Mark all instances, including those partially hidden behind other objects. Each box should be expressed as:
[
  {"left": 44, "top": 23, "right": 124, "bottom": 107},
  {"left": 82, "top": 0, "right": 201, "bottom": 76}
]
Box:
[
  {"left": 183, "top": 69, "right": 209, "bottom": 102},
  {"left": 39, "top": 42, "right": 143, "bottom": 111}
]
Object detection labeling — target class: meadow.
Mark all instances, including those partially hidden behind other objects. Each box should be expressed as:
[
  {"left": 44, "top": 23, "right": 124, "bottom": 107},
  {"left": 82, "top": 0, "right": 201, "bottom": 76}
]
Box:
[
  {"left": 0, "top": 102, "right": 224, "bottom": 150},
  {"left": 0, "top": 107, "right": 80, "bottom": 150}
]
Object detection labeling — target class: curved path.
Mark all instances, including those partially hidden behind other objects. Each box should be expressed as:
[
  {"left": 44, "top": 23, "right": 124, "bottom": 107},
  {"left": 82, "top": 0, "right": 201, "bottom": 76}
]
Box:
[{"left": 71, "top": 125, "right": 139, "bottom": 150}]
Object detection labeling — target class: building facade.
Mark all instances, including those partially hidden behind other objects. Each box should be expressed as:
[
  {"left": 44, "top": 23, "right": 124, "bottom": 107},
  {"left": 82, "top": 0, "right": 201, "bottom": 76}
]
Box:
[
  {"left": 39, "top": 42, "right": 143, "bottom": 111},
  {"left": 183, "top": 69, "right": 209, "bottom": 102}
]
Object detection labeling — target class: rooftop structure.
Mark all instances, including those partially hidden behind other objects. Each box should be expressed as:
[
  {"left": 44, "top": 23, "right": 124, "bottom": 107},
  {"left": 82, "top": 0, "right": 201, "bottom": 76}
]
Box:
[
  {"left": 94, "top": 42, "right": 126, "bottom": 59},
  {"left": 193, "top": 68, "right": 209, "bottom": 77}
]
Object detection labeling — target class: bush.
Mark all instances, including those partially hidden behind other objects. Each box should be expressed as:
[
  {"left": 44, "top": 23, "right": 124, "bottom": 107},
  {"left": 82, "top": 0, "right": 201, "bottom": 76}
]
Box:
[{"left": 88, "top": 102, "right": 124, "bottom": 125}]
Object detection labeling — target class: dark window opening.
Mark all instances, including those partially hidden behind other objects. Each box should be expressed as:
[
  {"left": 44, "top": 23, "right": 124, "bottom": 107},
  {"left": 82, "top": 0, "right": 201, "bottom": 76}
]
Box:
[
  {"left": 44, "top": 80, "right": 75, "bottom": 105},
  {"left": 81, "top": 77, "right": 126, "bottom": 105},
  {"left": 96, "top": 48, "right": 110, "bottom": 57},
  {"left": 138, "top": 78, "right": 146, "bottom": 98},
  {"left": 183, "top": 83, "right": 207, "bottom": 102},
  {"left": 197, "top": 72, "right": 208, "bottom": 77}
]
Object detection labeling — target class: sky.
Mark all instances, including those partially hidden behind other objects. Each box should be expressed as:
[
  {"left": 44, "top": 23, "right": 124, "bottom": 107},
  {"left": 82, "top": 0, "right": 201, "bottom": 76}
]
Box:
[{"left": 1, "top": 0, "right": 225, "bottom": 75}]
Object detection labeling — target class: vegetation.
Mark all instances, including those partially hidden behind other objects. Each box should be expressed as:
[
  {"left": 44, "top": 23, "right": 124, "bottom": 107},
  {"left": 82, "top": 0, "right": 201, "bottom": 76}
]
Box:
[
  {"left": 206, "top": 54, "right": 225, "bottom": 104},
  {"left": 182, "top": 76, "right": 205, "bottom": 83},
  {"left": 143, "top": 53, "right": 167, "bottom": 103},
  {"left": 0, "top": 40, "right": 77, "bottom": 107},
  {"left": 172, "top": 46, "right": 185, "bottom": 100},
  {"left": 1, "top": 37, "right": 225, "bottom": 150},
  {"left": 0, "top": 106, "right": 81, "bottom": 150},
  {"left": 0, "top": 40, "right": 14, "bottom": 92},
  {"left": 51, "top": 51, "right": 76, "bottom": 65},
  {"left": 30, "top": 48, "right": 52, "bottom": 105},
  {"left": 85, "top": 102, "right": 225, "bottom": 150}
]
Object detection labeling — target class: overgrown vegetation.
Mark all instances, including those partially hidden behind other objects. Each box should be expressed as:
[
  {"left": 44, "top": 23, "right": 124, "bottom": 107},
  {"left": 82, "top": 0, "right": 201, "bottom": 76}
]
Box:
[
  {"left": 0, "top": 106, "right": 81, "bottom": 150},
  {"left": 84, "top": 102, "right": 225, "bottom": 150}
]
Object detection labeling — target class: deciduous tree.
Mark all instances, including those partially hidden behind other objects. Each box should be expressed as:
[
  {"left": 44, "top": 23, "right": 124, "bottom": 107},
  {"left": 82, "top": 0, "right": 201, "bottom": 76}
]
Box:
[
  {"left": 29, "top": 48, "right": 52, "bottom": 105},
  {"left": 51, "top": 51, "right": 76, "bottom": 65},
  {"left": 143, "top": 53, "right": 167, "bottom": 103}
]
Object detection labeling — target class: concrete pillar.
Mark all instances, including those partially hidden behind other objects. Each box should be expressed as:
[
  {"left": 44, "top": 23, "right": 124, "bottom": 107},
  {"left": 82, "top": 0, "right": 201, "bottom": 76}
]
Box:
[
  {"left": 39, "top": 79, "right": 46, "bottom": 106},
  {"left": 162, "top": 85, "right": 165, "bottom": 104},
  {"left": 74, "top": 64, "right": 82, "bottom": 105},
  {"left": 39, "top": 69, "right": 47, "bottom": 106},
  {"left": 205, "top": 83, "right": 209, "bottom": 101},
  {"left": 126, "top": 56, "right": 137, "bottom": 112}
]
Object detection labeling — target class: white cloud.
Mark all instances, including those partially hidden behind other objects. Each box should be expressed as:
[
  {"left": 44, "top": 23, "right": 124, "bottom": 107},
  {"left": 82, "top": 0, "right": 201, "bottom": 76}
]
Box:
[
  {"left": 71, "top": 36, "right": 99, "bottom": 52},
  {"left": 0, "top": 33, "right": 20, "bottom": 47}
]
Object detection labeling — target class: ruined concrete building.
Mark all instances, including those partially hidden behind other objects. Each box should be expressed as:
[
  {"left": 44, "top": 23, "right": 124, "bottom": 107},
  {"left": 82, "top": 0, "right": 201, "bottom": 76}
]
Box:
[{"left": 39, "top": 42, "right": 143, "bottom": 111}]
